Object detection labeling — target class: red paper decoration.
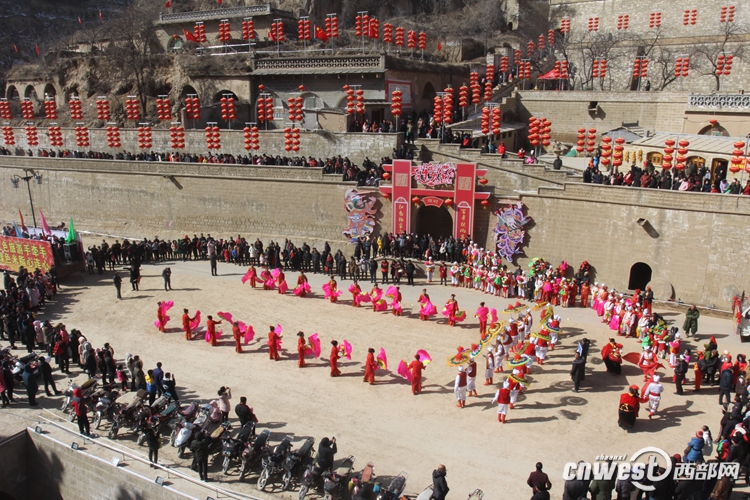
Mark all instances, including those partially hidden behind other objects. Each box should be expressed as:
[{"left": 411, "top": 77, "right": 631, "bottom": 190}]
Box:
[
  {"left": 75, "top": 125, "right": 90, "bottom": 148},
  {"left": 96, "top": 97, "right": 111, "bottom": 121},
  {"left": 137, "top": 125, "right": 152, "bottom": 149},
  {"left": 185, "top": 96, "right": 201, "bottom": 120},
  {"left": 125, "top": 98, "right": 140, "bottom": 121},
  {"left": 218, "top": 20, "right": 231, "bottom": 43},
  {"left": 391, "top": 89, "right": 403, "bottom": 118},
  {"left": 25, "top": 126, "right": 38, "bottom": 147},
  {"left": 106, "top": 125, "right": 121, "bottom": 149},
  {"left": 220, "top": 96, "right": 237, "bottom": 122},
  {"left": 0, "top": 99, "right": 12, "bottom": 120},
  {"left": 21, "top": 99, "right": 34, "bottom": 120},
  {"left": 242, "top": 18, "right": 255, "bottom": 40},
  {"left": 48, "top": 125, "right": 63, "bottom": 147},
  {"left": 44, "top": 98, "right": 57, "bottom": 120},
  {"left": 2, "top": 126, "right": 15, "bottom": 146},
  {"left": 205, "top": 125, "right": 221, "bottom": 150},
  {"left": 170, "top": 125, "right": 185, "bottom": 149},
  {"left": 481, "top": 107, "right": 490, "bottom": 136}
]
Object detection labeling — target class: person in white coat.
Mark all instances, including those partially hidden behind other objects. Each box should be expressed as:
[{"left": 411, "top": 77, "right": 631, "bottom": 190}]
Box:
[{"left": 454, "top": 365, "right": 467, "bottom": 408}]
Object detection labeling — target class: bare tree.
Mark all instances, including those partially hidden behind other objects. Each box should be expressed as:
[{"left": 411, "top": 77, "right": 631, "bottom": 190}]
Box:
[
  {"left": 692, "top": 18, "right": 747, "bottom": 91},
  {"left": 106, "top": 0, "right": 162, "bottom": 116}
]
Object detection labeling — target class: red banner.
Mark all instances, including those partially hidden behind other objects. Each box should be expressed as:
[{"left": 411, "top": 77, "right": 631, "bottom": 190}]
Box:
[
  {"left": 422, "top": 196, "right": 444, "bottom": 207},
  {"left": 0, "top": 236, "right": 55, "bottom": 273},
  {"left": 453, "top": 163, "right": 477, "bottom": 239}
]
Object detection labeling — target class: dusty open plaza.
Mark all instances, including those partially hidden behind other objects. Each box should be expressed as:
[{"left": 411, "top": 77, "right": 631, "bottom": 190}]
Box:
[{"left": 1, "top": 233, "right": 745, "bottom": 499}]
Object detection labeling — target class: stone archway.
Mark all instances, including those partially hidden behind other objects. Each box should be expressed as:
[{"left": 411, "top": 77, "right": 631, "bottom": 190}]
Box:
[
  {"left": 43, "top": 83, "right": 57, "bottom": 98},
  {"left": 415, "top": 205, "right": 453, "bottom": 240},
  {"left": 628, "top": 262, "right": 652, "bottom": 290}
]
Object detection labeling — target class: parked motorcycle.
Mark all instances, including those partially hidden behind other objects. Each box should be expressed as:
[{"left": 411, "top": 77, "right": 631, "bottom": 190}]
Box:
[
  {"left": 221, "top": 421, "right": 256, "bottom": 474},
  {"left": 92, "top": 387, "right": 120, "bottom": 429},
  {"left": 375, "top": 472, "right": 408, "bottom": 500},
  {"left": 168, "top": 402, "right": 200, "bottom": 458},
  {"left": 282, "top": 437, "right": 315, "bottom": 491},
  {"left": 11, "top": 352, "right": 41, "bottom": 382},
  {"left": 239, "top": 429, "right": 271, "bottom": 480},
  {"left": 138, "top": 398, "right": 181, "bottom": 445},
  {"left": 349, "top": 462, "right": 375, "bottom": 500},
  {"left": 61, "top": 379, "right": 99, "bottom": 413},
  {"left": 257, "top": 436, "right": 293, "bottom": 491},
  {"left": 298, "top": 463, "right": 323, "bottom": 500},
  {"left": 322, "top": 456, "right": 356, "bottom": 500},
  {"left": 108, "top": 389, "right": 147, "bottom": 439}
]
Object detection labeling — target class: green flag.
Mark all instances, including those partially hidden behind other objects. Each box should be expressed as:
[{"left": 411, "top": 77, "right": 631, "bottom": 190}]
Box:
[{"left": 65, "top": 217, "right": 77, "bottom": 243}]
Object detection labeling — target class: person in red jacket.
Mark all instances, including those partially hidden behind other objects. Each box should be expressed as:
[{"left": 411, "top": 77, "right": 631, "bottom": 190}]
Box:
[
  {"left": 182, "top": 309, "right": 195, "bottom": 340},
  {"left": 206, "top": 315, "right": 222, "bottom": 347},
  {"left": 409, "top": 354, "right": 425, "bottom": 395},
  {"left": 491, "top": 386, "right": 512, "bottom": 423},
  {"left": 232, "top": 322, "right": 243, "bottom": 354},
  {"left": 330, "top": 340, "right": 342, "bottom": 377},
  {"left": 71, "top": 388, "right": 91, "bottom": 436},
  {"left": 268, "top": 326, "right": 280, "bottom": 361},
  {"left": 297, "top": 332, "right": 306, "bottom": 368},
  {"left": 364, "top": 348, "right": 377, "bottom": 385},
  {"left": 618, "top": 385, "right": 640, "bottom": 429}
]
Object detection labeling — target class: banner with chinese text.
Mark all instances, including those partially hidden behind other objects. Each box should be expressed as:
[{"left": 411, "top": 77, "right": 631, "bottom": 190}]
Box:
[{"left": 0, "top": 236, "right": 55, "bottom": 273}]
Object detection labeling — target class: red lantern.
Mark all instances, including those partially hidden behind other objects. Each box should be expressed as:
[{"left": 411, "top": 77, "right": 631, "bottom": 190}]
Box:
[
  {"left": 412, "top": 196, "right": 421, "bottom": 204},
  {"left": 382, "top": 172, "right": 391, "bottom": 180},
  {"left": 383, "top": 192, "right": 391, "bottom": 199},
  {"left": 479, "top": 178, "right": 488, "bottom": 185},
  {"left": 445, "top": 198, "right": 453, "bottom": 206},
  {"left": 480, "top": 200, "right": 489, "bottom": 208}
]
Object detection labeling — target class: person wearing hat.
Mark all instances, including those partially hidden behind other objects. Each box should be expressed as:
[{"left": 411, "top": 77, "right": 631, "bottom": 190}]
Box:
[
  {"left": 484, "top": 347, "right": 495, "bottom": 385},
  {"left": 618, "top": 385, "right": 640, "bottom": 429},
  {"left": 491, "top": 383, "right": 512, "bottom": 423},
  {"left": 683, "top": 304, "right": 700, "bottom": 338},
  {"left": 329, "top": 340, "right": 341, "bottom": 377},
  {"left": 466, "top": 355, "right": 478, "bottom": 397},
  {"left": 601, "top": 338, "right": 623, "bottom": 375},
  {"left": 454, "top": 365, "right": 468, "bottom": 408},
  {"left": 641, "top": 375, "right": 664, "bottom": 419}
]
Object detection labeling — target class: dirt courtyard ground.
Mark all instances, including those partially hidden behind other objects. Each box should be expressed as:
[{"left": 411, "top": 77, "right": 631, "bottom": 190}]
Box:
[{"left": 2, "top": 239, "right": 747, "bottom": 500}]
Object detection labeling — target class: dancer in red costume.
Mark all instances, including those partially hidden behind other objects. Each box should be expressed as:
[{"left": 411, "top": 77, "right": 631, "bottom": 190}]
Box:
[
  {"left": 241, "top": 265, "right": 258, "bottom": 288},
  {"left": 268, "top": 325, "right": 281, "bottom": 361},
  {"left": 442, "top": 295, "right": 466, "bottom": 326},
  {"left": 293, "top": 270, "right": 310, "bottom": 297},
  {"left": 418, "top": 290, "right": 437, "bottom": 320},
  {"left": 349, "top": 280, "right": 362, "bottom": 307},
  {"left": 232, "top": 322, "right": 243, "bottom": 353},
  {"left": 475, "top": 302, "right": 489, "bottom": 335},
  {"left": 330, "top": 340, "right": 342, "bottom": 377},
  {"left": 491, "top": 386, "right": 512, "bottom": 423},
  {"left": 297, "top": 332, "right": 306, "bottom": 368},
  {"left": 206, "top": 315, "right": 222, "bottom": 347},
  {"left": 182, "top": 309, "right": 196, "bottom": 340},
  {"left": 409, "top": 354, "right": 425, "bottom": 395},
  {"left": 364, "top": 348, "right": 377, "bottom": 384}
]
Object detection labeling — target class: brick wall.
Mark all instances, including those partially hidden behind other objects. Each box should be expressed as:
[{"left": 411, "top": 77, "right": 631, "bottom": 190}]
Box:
[
  {"left": 491, "top": 183, "right": 750, "bottom": 309},
  {"left": 1, "top": 152, "right": 747, "bottom": 308},
  {"left": 549, "top": 0, "right": 750, "bottom": 93},
  {"left": 3, "top": 127, "right": 401, "bottom": 166},
  {"left": 516, "top": 91, "right": 689, "bottom": 142}
]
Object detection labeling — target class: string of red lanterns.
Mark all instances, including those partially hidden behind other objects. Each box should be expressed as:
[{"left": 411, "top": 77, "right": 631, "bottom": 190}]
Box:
[
  {"left": 75, "top": 124, "right": 90, "bottom": 148},
  {"left": 481, "top": 107, "right": 490, "bottom": 136},
  {"left": 390, "top": 89, "right": 403, "bottom": 118},
  {"left": 205, "top": 124, "right": 221, "bottom": 150},
  {"left": 442, "top": 87, "right": 454, "bottom": 125},
  {"left": 21, "top": 99, "right": 34, "bottom": 120},
  {"left": 170, "top": 124, "right": 185, "bottom": 149},
  {"left": 25, "top": 125, "right": 38, "bottom": 147},
  {"left": 0, "top": 99, "right": 12, "bottom": 120},
  {"left": 106, "top": 124, "right": 121, "bottom": 149},
  {"left": 243, "top": 125, "right": 260, "bottom": 151},
  {"left": 2, "top": 126, "right": 15, "bottom": 146},
  {"left": 662, "top": 138, "right": 675, "bottom": 170},
  {"left": 96, "top": 97, "right": 111, "bottom": 121},
  {"left": 137, "top": 124, "right": 153, "bottom": 149},
  {"left": 48, "top": 125, "right": 63, "bottom": 147},
  {"left": 44, "top": 98, "right": 57, "bottom": 120},
  {"left": 675, "top": 139, "right": 690, "bottom": 171},
  {"left": 600, "top": 136, "right": 612, "bottom": 168}
]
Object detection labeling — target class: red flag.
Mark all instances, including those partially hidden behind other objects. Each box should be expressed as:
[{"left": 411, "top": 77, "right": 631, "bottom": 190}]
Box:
[
  {"left": 183, "top": 29, "right": 198, "bottom": 42},
  {"left": 19, "top": 209, "right": 27, "bottom": 232},
  {"left": 13, "top": 44, "right": 18, "bottom": 53},
  {"left": 314, "top": 25, "right": 329, "bottom": 42},
  {"left": 35, "top": 44, "right": 41, "bottom": 55},
  {"left": 78, "top": 17, "right": 83, "bottom": 24},
  {"left": 437, "top": 39, "right": 442, "bottom": 51},
  {"left": 99, "top": 10, "right": 104, "bottom": 23},
  {"left": 164, "top": 0, "right": 172, "bottom": 7}
]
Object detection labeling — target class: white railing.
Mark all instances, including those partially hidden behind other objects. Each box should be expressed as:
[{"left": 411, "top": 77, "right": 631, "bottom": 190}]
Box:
[
  {"left": 688, "top": 93, "right": 750, "bottom": 109},
  {"left": 159, "top": 5, "right": 271, "bottom": 23}
]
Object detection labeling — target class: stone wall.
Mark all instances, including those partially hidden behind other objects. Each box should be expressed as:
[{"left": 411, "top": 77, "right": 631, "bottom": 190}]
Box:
[
  {"left": 548, "top": 0, "right": 750, "bottom": 93},
  {"left": 515, "top": 91, "right": 690, "bottom": 142},
  {"left": 504, "top": 183, "right": 750, "bottom": 309},
  {"left": 1, "top": 149, "right": 747, "bottom": 308},
  {"left": 3, "top": 128, "right": 402, "bottom": 165}
]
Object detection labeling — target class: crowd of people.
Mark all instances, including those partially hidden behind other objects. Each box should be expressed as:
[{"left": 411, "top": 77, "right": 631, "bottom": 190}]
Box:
[{"left": 583, "top": 157, "right": 750, "bottom": 195}]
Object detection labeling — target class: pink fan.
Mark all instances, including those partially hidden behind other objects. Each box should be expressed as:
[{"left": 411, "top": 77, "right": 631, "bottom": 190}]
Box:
[
  {"left": 348, "top": 284, "right": 359, "bottom": 294},
  {"left": 475, "top": 306, "right": 489, "bottom": 322},
  {"left": 489, "top": 308, "right": 498, "bottom": 324},
  {"left": 270, "top": 268, "right": 281, "bottom": 279},
  {"left": 341, "top": 340, "right": 352, "bottom": 360},
  {"left": 204, "top": 330, "right": 212, "bottom": 343},
  {"left": 244, "top": 325, "right": 255, "bottom": 344},
  {"left": 303, "top": 283, "right": 311, "bottom": 294},
  {"left": 190, "top": 310, "right": 201, "bottom": 330},
  {"left": 217, "top": 311, "right": 234, "bottom": 323},
  {"left": 385, "top": 286, "right": 398, "bottom": 300},
  {"left": 416, "top": 349, "right": 432, "bottom": 365},
  {"left": 391, "top": 301, "right": 402, "bottom": 314},
  {"left": 308, "top": 333, "right": 321, "bottom": 358},
  {"left": 358, "top": 293, "right": 371, "bottom": 303},
  {"left": 274, "top": 324, "right": 283, "bottom": 350},
  {"left": 377, "top": 348, "right": 388, "bottom": 370},
  {"left": 278, "top": 281, "right": 288, "bottom": 294},
  {"left": 321, "top": 283, "right": 333, "bottom": 299},
  {"left": 371, "top": 288, "right": 383, "bottom": 301},
  {"left": 265, "top": 279, "right": 276, "bottom": 290},
  {"left": 397, "top": 360, "right": 412, "bottom": 382},
  {"left": 241, "top": 268, "right": 256, "bottom": 284}
]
